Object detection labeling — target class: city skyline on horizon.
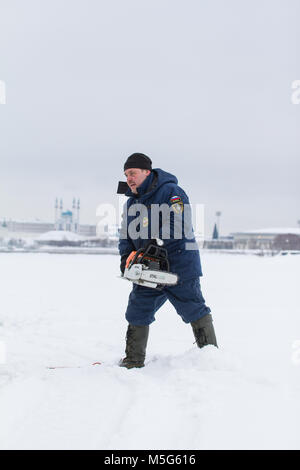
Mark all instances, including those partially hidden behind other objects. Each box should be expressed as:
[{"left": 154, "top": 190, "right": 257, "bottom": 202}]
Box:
[
  {"left": 1, "top": 194, "right": 299, "bottom": 238},
  {"left": 1, "top": 2, "right": 299, "bottom": 237}
]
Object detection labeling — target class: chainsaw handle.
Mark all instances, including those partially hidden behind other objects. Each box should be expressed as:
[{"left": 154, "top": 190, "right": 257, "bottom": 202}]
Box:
[{"left": 125, "top": 248, "right": 145, "bottom": 269}]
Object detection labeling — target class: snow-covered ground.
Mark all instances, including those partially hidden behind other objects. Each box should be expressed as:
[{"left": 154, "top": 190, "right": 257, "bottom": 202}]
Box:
[{"left": 0, "top": 252, "right": 299, "bottom": 450}]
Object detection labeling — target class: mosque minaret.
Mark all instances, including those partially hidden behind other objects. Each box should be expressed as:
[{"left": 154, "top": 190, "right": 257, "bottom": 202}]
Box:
[{"left": 54, "top": 198, "right": 80, "bottom": 233}]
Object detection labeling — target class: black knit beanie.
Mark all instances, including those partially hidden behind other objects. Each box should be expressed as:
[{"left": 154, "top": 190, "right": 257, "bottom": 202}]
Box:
[{"left": 124, "top": 153, "right": 152, "bottom": 172}]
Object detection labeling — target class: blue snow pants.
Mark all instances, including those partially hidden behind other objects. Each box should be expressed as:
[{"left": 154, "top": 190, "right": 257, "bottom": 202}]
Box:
[{"left": 125, "top": 277, "right": 211, "bottom": 326}]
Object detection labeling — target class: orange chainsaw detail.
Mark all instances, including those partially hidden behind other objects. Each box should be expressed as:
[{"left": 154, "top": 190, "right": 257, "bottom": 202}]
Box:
[
  {"left": 125, "top": 251, "right": 158, "bottom": 269},
  {"left": 125, "top": 251, "right": 137, "bottom": 269}
]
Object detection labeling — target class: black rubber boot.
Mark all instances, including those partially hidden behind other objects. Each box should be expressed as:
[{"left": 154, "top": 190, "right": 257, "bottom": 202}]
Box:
[
  {"left": 191, "top": 314, "right": 218, "bottom": 348},
  {"left": 119, "top": 324, "right": 149, "bottom": 369}
]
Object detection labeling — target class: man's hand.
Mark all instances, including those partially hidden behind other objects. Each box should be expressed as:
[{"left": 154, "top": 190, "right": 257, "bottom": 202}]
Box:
[{"left": 120, "top": 253, "right": 129, "bottom": 275}]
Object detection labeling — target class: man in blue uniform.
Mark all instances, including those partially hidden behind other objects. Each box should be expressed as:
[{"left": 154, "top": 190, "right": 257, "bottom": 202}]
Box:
[{"left": 118, "top": 153, "right": 217, "bottom": 368}]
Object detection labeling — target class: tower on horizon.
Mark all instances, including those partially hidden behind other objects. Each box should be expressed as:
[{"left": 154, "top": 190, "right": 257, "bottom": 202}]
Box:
[{"left": 54, "top": 198, "right": 80, "bottom": 233}]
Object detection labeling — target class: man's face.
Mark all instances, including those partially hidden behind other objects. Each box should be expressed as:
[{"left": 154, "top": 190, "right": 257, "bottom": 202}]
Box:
[{"left": 124, "top": 168, "right": 150, "bottom": 194}]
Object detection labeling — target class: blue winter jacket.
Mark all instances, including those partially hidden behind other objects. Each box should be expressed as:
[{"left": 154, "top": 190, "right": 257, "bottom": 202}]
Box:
[{"left": 118, "top": 168, "right": 202, "bottom": 281}]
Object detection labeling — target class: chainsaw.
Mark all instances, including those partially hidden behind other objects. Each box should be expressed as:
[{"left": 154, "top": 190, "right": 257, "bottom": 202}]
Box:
[{"left": 121, "top": 239, "right": 178, "bottom": 289}]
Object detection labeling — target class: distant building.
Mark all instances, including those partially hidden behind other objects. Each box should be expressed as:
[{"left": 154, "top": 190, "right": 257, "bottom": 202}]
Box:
[
  {"left": 79, "top": 224, "right": 97, "bottom": 237},
  {"left": 54, "top": 198, "right": 80, "bottom": 232},
  {"left": 273, "top": 233, "right": 300, "bottom": 251},
  {"left": 6, "top": 220, "right": 54, "bottom": 234},
  {"left": 203, "top": 236, "right": 234, "bottom": 249},
  {"left": 231, "top": 228, "right": 300, "bottom": 250},
  {"left": 1, "top": 198, "right": 97, "bottom": 237}
]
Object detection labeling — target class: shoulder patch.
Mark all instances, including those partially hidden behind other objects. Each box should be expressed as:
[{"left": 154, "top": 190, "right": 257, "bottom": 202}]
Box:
[
  {"left": 170, "top": 195, "right": 184, "bottom": 214},
  {"left": 170, "top": 196, "right": 182, "bottom": 204}
]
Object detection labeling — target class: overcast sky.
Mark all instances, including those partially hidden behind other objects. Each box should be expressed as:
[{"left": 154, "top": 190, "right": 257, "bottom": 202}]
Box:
[{"left": 0, "top": 0, "right": 299, "bottom": 236}]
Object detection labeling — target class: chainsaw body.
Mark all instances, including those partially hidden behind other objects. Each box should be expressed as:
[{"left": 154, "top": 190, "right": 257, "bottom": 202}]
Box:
[{"left": 123, "top": 242, "right": 178, "bottom": 289}]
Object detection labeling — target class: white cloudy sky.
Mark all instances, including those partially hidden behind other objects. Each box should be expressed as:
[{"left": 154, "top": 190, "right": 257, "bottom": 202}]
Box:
[{"left": 0, "top": 0, "right": 299, "bottom": 235}]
